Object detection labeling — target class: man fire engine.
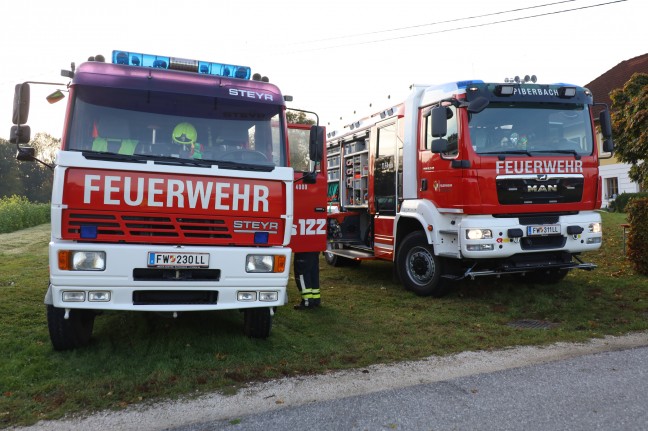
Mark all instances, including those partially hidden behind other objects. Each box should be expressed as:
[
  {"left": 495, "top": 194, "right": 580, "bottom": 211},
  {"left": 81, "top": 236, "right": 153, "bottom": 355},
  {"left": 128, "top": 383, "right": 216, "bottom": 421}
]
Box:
[
  {"left": 10, "top": 50, "right": 326, "bottom": 350},
  {"left": 324, "top": 78, "right": 613, "bottom": 297}
]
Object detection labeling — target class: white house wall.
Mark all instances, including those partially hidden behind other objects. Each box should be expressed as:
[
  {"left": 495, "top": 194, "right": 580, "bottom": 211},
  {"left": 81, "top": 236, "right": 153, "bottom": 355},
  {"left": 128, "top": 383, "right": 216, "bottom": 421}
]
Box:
[{"left": 599, "top": 162, "right": 640, "bottom": 208}]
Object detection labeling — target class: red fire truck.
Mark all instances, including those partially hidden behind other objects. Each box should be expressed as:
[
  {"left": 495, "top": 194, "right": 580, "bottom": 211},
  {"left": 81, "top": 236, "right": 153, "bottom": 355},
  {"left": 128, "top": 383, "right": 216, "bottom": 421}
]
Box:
[
  {"left": 10, "top": 50, "right": 326, "bottom": 350},
  {"left": 324, "top": 79, "right": 614, "bottom": 297}
]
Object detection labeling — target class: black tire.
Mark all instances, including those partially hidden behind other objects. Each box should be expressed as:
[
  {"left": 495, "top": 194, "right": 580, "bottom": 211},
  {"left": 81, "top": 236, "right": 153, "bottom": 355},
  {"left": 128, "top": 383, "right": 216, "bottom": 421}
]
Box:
[
  {"left": 517, "top": 268, "right": 569, "bottom": 284},
  {"left": 46, "top": 305, "right": 95, "bottom": 351},
  {"left": 396, "top": 231, "right": 449, "bottom": 297},
  {"left": 243, "top": 307, "right": 272, "bottom": 339},
  {"left": 323, "top": 245, "right": 342, "bottom": 267}
]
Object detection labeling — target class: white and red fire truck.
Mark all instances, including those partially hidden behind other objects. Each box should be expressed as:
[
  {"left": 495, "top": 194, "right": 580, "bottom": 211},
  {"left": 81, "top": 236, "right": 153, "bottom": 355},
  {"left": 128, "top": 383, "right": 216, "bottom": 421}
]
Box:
[
  {"left": 10, "top": 50, "right": 326, "bottom": 350},
  {"left": 324, "top": 79, "right": 614, "bottom": 297}
]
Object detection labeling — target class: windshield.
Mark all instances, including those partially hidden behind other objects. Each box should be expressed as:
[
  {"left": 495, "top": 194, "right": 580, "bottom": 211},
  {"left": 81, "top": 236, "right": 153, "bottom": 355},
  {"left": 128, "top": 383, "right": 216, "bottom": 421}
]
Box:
[
  {"left": 65, "top": 86, "right": 286, "bottom": 168},
  {"left": 468, "top": 102, "right": 593, "bottom": 156}
]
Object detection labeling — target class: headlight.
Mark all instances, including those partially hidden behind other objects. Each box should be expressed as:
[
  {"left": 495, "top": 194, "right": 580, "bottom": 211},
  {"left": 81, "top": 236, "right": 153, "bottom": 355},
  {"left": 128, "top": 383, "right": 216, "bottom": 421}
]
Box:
[
  {"left": 588, "top": 222, "right": 602, "bottom": 234},
  {"left": 246, "top": 255, "right": 286, "bottom": 273},
  {"left": 58, "top": 250, "right": 106, "bottom": 271},
  {"left": 466, "top": 229, "right": 493, "bottom": 240}
]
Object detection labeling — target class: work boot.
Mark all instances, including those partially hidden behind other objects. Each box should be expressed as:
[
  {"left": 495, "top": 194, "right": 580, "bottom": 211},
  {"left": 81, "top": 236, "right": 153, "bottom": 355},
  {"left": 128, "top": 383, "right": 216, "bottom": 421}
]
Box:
[{"left": 293, "top": 300, "right": 320, "bottom": 310}]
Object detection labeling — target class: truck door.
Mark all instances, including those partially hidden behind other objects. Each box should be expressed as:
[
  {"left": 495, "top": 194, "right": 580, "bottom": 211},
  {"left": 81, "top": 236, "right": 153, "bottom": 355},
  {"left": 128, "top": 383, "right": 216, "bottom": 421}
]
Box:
[
  {"left": 370, "top": 119, "right": 401, "bottom": 260},
  {"left": 288, "top": 123, "right": 328, "bottom": 253},
  {"left": 420, "top": 105, "right": 463, "bottom": 209}
]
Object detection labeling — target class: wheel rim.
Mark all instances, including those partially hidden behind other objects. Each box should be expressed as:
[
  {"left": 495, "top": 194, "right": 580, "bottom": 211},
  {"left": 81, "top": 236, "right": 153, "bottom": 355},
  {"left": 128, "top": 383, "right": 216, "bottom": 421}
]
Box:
[{"left": 406, "top": 245, "right": 435, "bottom": 286}]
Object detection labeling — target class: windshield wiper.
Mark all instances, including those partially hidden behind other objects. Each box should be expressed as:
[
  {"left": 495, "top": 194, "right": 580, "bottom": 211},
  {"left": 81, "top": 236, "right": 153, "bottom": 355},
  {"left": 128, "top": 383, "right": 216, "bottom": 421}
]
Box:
[
  {"left": 210, "top": 159, "right": 275, "bottom": 172},
  {"left": 479, "top": 150, "right": 533, "bottom": 157},
  {"left": 81, "top": 151, "right": 145, "bottom": 163},
  {"left": 532, "top": 149, "right": 581, "bottom": 159}
]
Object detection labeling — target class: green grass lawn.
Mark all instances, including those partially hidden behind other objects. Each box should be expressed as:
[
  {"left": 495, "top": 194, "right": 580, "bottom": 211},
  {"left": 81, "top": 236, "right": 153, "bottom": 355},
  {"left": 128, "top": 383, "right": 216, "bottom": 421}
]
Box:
[{"left": 1, "top": 212, "right": 646, "bottom": 427}]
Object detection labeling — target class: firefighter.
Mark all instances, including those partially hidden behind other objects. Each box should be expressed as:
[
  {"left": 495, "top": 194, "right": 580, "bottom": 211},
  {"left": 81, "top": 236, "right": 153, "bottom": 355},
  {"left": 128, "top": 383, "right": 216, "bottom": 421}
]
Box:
[
  {"left": 172, "top": 122, "right": 203, "bottom": 159},
  {"left": 293, "top": 251, "right": 321, "bottom": 310}
]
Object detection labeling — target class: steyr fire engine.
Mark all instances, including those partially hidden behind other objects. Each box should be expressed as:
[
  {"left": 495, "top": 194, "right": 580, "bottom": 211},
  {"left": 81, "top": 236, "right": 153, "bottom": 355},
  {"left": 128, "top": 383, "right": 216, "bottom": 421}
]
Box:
[
  {"left": 10, "top": 50, "right": 326, "bottom": 350},
  {"left": 324, "top": 78, "right": 614, "bottom": 297}
]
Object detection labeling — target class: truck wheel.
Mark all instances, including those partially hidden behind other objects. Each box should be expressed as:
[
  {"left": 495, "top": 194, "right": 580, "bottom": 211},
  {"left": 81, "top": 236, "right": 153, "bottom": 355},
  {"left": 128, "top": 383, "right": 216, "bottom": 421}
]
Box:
[
  {"left": 397, "top": 231, "right": 449, "bottom": 297},
  {"left": 46, "top": 305, "right": 95, "bottom": 351},
  {"left": 243, "top": 307, "right": 272, "bottom": 339},
  {"left": 324, "top": 246, "right": 342, "bottom": 267}
]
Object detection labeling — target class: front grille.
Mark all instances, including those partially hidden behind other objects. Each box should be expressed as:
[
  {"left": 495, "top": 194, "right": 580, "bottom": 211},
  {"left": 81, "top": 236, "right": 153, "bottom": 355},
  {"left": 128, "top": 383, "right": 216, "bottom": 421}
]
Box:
[
  {"left": 497, "top": 176, "right": 583, "bottom": 205},
  {"left": 61, "top": 210, "right": 250, "bottom": 244},
  {"left": 133, "top": 290, "right": 218, "bottom": 305},
  {"left": 133, "top": 268, "right": 220, "bottom": 281}
]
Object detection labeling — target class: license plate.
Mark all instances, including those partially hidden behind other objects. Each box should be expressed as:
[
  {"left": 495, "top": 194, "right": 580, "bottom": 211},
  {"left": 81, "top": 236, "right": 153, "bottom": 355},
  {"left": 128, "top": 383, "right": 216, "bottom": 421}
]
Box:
[
  {"left": 527, "top": 224, "right": 560, "bottom": 236},
  {"left": 147, "top": 252, "right": 210, "bottom": 268}
]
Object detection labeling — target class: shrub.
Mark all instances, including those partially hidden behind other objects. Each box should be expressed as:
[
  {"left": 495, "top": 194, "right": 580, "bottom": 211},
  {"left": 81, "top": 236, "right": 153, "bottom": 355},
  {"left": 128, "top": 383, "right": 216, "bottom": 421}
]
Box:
[
  {"left": 0, "top": 195, "right": 50, "bottom": 233},
  {"left": 626, "top": 197, "right": 648, "bottom": 275},
  {"left": 609, "top": 192, "right": 648, "bottom": 213}
]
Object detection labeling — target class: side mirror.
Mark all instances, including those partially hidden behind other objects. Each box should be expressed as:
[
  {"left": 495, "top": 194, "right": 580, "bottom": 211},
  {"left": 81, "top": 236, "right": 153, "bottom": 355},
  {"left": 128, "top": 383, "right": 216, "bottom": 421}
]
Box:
[
  {"left": 10, "top": 125, "right": 31, "bottom": 144},
  {"left": 431, "top": 138, "right": 449, "bottom": 153},
  {"left": 301, "top": 171, "right": 317, "bottom": 184},
  {"left": 16, "top": 145, "right": 36, "bottom": 162},
  {"left": 602, "top": 138, "right": 614, "bottom": 153},
  {"left": 12, "top": 83, "right": 30, "bottom": 125},
  {"left": 309, "top": 125, "right": 324, "bottom": 162},
  {"left": 430, "top": 107, "right": 448, "bottom": 138},
  {"left": 599, "top": 109, "right": 612, "bottom": 138}
]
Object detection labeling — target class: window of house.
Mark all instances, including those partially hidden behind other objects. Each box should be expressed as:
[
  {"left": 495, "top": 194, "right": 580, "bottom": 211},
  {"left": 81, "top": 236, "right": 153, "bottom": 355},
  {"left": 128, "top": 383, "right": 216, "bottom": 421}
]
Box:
[{"left": 605, "top": 177, "right": 619, "bottom": 199}]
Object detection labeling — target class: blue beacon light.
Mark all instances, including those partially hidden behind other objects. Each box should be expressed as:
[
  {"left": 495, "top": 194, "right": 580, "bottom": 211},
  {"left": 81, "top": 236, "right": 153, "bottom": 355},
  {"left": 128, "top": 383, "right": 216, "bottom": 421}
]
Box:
[{"left": 112, "top": 50, "right": 251, "bottom": 80}]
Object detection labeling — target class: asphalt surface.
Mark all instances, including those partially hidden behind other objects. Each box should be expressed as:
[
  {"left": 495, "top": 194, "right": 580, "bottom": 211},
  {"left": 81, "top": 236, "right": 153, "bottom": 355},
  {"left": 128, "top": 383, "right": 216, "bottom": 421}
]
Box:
[{"left": 13, "top": 332, "right": 648, "bottom": 431}]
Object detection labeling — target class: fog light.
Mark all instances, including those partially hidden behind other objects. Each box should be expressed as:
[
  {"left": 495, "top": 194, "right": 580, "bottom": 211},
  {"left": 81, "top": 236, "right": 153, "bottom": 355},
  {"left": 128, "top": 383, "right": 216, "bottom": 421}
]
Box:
[
  {"left": 62, "top": 291, "right": 86, "bottom": 302},
  {"left": 259, "top": 291, "right": 278, "bottom": 302},
  {"left": 587, "top": 237, "right": 602, "bottom": 244},
  {"left": 88, "top": 291, "right": 111, "bottom": 302},
  {"left": 467, "top": 244, "right": 495, "bottom": 251},
  {"left": 238, "top": 291, "right": 257, "bottom": 302}
]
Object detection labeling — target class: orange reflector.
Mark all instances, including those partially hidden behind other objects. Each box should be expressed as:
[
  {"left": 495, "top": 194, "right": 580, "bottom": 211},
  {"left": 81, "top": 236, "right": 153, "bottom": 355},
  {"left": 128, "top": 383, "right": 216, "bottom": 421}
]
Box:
[
  {"left": 274, "top": 255, "right": 286, "bottom": 273},
  {"left": 427, "top": 225, "right": 433, "bottom": 231},
  {"left": 58, "top": 250, "right": 71, "bottom": 270}
]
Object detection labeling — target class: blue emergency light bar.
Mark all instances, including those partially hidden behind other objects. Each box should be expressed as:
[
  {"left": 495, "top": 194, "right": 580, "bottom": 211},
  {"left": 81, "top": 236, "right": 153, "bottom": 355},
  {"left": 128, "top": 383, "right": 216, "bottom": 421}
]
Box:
[{"left": 112, "top": 50, "right": 251, "bottom": 80}]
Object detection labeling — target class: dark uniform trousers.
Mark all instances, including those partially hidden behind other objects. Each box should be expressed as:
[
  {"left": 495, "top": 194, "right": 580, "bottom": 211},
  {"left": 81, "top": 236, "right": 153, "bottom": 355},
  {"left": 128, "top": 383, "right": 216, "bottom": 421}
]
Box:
[{"left": 294, "top": 252, "right": 321, "bottom": 308}]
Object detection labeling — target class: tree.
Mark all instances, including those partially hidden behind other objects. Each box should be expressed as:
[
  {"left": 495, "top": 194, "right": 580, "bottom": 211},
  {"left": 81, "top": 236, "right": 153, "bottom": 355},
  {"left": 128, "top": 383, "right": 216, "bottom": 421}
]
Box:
[
  {"left": 0, "top": 138, "right": 24, "bottom": 198},
  {"left": 285, "top": 110, "right": 316, "bottom": 172},
  {"left": 0, "top": 133, "right": 58, "bottom": 202},
  {"left": 610, "top": 73, "right": 648, "bottom": 190},
  {"left": 286, "top": 110, "right": 315, "bottom": 125}
]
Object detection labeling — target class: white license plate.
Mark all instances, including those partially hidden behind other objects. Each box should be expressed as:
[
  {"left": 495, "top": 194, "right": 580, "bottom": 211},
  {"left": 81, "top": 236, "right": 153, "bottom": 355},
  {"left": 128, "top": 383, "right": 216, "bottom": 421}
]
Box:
[
  {"left": 147, "top": 252, "right": 210, "bottom": 268},
  {"left": 527, "top": 225, "right": 561, "bottom": 236}
]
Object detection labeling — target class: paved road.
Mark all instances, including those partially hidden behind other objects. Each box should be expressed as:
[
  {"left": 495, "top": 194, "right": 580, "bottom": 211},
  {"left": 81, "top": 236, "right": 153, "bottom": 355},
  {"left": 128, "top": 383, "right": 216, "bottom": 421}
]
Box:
[{"left": 15, "top": 332, "right": 648, "bottom": 431}]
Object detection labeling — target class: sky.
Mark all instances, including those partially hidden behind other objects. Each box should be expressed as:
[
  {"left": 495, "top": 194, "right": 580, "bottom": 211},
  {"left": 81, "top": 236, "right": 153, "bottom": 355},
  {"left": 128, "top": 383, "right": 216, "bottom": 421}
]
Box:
[{"left": 1, "top": 0, "right": 645, "bottom": 140}]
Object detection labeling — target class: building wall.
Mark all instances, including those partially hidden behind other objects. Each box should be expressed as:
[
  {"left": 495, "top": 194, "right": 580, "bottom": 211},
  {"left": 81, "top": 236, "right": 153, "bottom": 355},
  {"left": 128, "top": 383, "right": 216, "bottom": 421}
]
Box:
[{"left": 599, "top": 162, "right": 640, "bottom": 208}]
